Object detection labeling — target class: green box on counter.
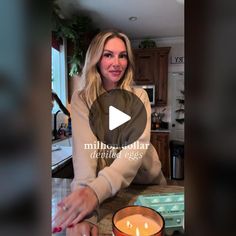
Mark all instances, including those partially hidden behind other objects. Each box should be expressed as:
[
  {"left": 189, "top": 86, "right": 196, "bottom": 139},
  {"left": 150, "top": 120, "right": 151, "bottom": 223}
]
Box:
[{"left": 134, "top": 192, "right": 184, "bottom": 230}]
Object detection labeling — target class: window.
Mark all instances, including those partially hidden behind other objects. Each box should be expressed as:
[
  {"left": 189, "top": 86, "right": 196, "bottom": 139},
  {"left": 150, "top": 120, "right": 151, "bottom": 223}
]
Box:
[{"left": 51, "top": 41, "right": 67, "bottom": 113}]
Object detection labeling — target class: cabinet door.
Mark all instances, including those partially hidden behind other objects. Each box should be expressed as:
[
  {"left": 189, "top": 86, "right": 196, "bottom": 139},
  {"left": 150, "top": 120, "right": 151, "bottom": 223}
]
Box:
[
  {"left": 134, "top": 50, "right": 156, "bottom": 84},
  {"left": 150, "top": 132, "right": 169, "bottom": 177},
  {"left": 156, "top": 52, "right": 169, "bottom": 105},
  {"left": 133, "top": 48, "right": 170, "bottom": 106}
]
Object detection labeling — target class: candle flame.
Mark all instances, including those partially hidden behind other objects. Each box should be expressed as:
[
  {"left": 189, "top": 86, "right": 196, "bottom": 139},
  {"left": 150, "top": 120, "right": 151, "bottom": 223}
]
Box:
[
  {"left": 144, "top": 222, "right": 148, "bottom": 229},
  {"left": 126, "top": 220, "right": 132, "bottom": 228},
  {"left": 126, "top": 220, "right": 129, "bottom": 227},
  {"left": 136, "top": 227, "right": 140, "bottom": 236}
]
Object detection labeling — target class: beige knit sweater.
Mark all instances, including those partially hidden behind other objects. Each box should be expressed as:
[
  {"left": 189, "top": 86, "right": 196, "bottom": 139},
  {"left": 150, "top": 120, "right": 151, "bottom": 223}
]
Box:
[{"left": 70, "top": 88, "right": 166, "bottom": 221}]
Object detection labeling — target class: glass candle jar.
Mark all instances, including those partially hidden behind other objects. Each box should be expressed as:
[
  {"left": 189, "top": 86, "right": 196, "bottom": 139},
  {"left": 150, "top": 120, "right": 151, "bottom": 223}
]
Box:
[{"left": 112, "top": 206, "right": 165, "bottom": 236}]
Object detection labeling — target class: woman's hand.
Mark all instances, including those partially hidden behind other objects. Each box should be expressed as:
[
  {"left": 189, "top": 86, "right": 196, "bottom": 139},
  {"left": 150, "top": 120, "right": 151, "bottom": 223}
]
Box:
[
  {"left": 66, "top": 221, "right": 98, "bottom": 236},
  {"left": 52, "top": 186, "right": 98, "bottom": 232}
]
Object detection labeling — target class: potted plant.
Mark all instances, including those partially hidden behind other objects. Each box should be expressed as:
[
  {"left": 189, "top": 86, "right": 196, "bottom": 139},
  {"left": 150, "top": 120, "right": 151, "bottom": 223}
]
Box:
[
  {"left": 52, "top": 0, "right": 99, "bottom": 77},
  {"left": 138, "top": 39, "right": 157, "bottom": 48},
  {"left": 175, "top": 90, "right": 185, "bottom": 124}
]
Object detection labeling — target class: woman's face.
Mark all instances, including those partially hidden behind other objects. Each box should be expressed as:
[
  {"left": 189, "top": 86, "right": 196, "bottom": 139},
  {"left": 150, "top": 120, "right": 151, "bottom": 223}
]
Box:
[{"left": 98, "top": 37, "right": 128, "bottom": 90}]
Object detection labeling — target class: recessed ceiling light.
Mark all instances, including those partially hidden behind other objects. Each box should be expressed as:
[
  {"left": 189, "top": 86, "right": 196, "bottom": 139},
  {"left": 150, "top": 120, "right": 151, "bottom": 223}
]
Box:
[{"left": 129, "top": 16, "right": 137, "bottom": 21}]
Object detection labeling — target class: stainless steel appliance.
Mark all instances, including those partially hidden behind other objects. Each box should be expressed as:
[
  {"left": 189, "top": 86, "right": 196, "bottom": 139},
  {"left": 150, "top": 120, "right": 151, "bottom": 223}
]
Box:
[
  {"left": 170, "top": 140, "right": 184, "bottom": 179},
  {"left": 133, "top": 85, "right": 155, "bottom": 105}
]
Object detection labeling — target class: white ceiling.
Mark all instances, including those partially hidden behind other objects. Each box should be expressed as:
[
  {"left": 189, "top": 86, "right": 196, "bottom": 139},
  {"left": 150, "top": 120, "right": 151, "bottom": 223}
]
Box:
[{"left": 57, "top": 0, "right": 184, "bottom": 40}]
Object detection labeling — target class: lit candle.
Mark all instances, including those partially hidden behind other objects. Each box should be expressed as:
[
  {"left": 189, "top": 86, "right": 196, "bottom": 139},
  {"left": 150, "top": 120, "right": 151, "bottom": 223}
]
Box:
[
  {"left": 112, "top": 206, "right": 164, "bottom": 236},
  {"left": 115, "top": 214, "right": 160, "bottom": 236}
]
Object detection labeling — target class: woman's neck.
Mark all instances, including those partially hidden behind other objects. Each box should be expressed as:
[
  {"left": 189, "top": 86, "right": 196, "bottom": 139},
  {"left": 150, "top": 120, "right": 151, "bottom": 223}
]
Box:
[{"left": 102, "top": 80, "right": 118, "bottom": 91}]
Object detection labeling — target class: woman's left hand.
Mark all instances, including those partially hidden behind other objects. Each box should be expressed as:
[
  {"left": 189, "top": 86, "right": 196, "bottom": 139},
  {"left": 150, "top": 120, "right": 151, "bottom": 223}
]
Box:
[
  {"left": 52, "top": 186, "right": 98, "bottom": 232},
  {"left": 66, "top": 221, "right": 98, "bottom": 236}
]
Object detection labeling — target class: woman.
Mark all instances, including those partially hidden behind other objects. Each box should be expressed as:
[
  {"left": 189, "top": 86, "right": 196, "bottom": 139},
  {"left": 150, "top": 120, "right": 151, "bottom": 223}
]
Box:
[{"left": 53, "top": 30, "right": 166, "bottom": 235}]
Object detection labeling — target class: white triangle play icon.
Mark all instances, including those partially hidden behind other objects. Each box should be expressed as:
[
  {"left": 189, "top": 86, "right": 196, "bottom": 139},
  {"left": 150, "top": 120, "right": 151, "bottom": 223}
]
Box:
[{"left": 109, "top": 106, "right": 131, "bottom": 131}]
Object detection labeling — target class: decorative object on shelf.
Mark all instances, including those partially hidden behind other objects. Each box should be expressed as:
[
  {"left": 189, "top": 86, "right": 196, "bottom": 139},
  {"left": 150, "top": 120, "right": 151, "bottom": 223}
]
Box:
[
  {"left": 151, "top": 112, "right": 159, "bottom": 130},
  {"left": 151, "top": 108, "right": 166, "bottom": 130},
  {"left": 170, "top": 56, "right": 184, "bottom": 64},
  {"left": 175, "top": 90, "right": 184, "bottom": 124},
  {"left": 139, "top": 39, "right": 157, "bottom": 48},
  {"left": 52, "top": 0, "right": 100, "bottom": 77}
]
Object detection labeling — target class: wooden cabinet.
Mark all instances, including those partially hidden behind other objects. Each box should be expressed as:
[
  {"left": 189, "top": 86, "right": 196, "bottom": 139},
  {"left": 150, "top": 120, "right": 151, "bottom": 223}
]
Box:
[
  {"left": 150, "top": 132, "right": 169, "bottom": 178},
  {"left": 134, "top": 47, "right": 170, "bottom": 105},
  {"left": 134, "top": 50, "right": 156, "bottom": 84}
]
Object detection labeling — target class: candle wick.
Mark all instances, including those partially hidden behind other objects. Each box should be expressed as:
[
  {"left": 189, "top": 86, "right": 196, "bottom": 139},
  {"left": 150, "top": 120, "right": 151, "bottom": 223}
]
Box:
[{"left": 126, "top": 220, "right": 133, "bottom": 228}]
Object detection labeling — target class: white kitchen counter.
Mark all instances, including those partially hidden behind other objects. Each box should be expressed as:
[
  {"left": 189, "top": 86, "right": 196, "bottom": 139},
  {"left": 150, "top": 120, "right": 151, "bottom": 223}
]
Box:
[
  {"left": 51, "top": 136, "right": 73, "bottom": 175},
  {"left": 52, "top": 145, "right": 72, "bottom": 168}
]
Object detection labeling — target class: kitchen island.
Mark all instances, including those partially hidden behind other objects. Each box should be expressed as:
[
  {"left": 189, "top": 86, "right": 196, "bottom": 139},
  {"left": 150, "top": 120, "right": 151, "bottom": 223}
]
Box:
[{"left": 52, "top": 178, "right": 184, "bottom": 236}]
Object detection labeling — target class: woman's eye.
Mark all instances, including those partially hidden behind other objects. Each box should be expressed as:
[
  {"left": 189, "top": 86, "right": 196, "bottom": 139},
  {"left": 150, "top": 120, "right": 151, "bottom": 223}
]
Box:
[
  {"left": 103, "top": 53, "right": 113, "bottom": 58},
  {"left": 120, "top": 53, "right": 128, "bottom": 59}
]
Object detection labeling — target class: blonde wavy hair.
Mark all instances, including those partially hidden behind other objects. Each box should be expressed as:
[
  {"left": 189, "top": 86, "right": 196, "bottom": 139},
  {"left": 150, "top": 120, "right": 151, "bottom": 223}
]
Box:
[{"left": 78, "top": 30, "right": 135, "bottom": 107}]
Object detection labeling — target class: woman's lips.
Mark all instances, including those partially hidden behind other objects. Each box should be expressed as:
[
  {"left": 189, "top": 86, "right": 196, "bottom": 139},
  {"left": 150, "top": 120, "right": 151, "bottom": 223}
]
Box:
[{"left": 110, "top": 70, "right": 122, "bottom": 76}]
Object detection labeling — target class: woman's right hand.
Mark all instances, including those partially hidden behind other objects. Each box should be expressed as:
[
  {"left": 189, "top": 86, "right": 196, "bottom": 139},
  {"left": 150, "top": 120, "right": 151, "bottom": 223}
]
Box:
[
  {"left": 66, "top": 221, "right": 98, "bottom": 236},
  {"left": 52, "top": 186, "right": 98, "bottom": 232}
]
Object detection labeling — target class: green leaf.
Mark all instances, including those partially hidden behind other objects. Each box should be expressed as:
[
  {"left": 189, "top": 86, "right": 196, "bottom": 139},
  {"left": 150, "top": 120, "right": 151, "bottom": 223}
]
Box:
[
  {"left": 175, "top": 108, "right": 185, "bottom": 113},
  {"left": 52, "top": 1, "right": 100, "bottom": 76},
  {"left": 176, "top": 99, "right": 184, "bottom": 104}
]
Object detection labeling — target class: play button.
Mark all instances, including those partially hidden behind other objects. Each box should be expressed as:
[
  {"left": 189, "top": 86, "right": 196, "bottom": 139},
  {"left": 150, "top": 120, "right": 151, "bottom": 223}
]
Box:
[
  {"left": 89, "top": 89, "right": 147, "bottom": 148},
  {"left": 109, "top": 106, "right": 131, "bottom": 131}
]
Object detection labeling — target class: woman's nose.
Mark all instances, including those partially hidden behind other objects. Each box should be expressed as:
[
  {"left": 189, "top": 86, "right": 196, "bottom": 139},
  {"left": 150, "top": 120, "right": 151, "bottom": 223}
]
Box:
[{"left": 112, "top": 56, "right": 120, "bottom": 66}]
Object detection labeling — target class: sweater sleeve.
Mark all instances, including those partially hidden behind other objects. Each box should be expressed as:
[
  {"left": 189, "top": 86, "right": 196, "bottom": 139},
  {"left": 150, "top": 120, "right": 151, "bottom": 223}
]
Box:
[
  {"left": 88, "top": 89, "right": 151, "bottom": 204},
  {"left": 70, "top": 91, "right": 100, "bottom": 191},
  {"left": 70, "top": 91, "right": 102, "bottom": 224}
]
